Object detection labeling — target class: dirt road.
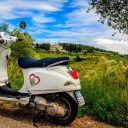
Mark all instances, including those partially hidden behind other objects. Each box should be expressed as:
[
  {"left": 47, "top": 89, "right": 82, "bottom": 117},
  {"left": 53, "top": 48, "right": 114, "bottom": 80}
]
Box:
[{"left": 0, "top": 107, "right": 117, "bottom": 128}]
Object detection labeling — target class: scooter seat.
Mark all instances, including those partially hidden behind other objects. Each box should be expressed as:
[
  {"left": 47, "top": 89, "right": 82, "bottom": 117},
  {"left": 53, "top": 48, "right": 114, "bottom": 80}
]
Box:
[{"left": 18, "top": 57, "right": 69, "bottom": 69}]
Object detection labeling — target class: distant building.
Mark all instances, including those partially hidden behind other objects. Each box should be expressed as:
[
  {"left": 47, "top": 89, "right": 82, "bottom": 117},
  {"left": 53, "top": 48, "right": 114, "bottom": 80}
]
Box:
[{"left": 50, "top": 44, "right": 67, "bottom": 53}]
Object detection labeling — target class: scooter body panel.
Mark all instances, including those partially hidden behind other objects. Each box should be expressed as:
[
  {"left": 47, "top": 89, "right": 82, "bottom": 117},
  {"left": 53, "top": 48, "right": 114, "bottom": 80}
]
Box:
[
  {"left": 0, "top": 32, "right": 17, "bottom": 86},
  {"left": 19, "top": 66, "right": 81, "bottom": 94}
]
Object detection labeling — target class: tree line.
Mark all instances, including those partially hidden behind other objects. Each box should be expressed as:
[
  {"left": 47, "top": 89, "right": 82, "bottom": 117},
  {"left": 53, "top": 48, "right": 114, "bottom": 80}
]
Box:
[
  {"left": 35, "top": 43, "right": 50, "bottom": 50},
  {"left": 35, "top": 42, "right": 110, "bottom": 53}
]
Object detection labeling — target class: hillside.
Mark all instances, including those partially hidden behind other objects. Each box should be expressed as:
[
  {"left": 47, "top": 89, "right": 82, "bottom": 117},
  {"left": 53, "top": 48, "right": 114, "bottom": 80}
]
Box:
[{"left": 6, "top": 44, "right": 128, "bottom": 128}]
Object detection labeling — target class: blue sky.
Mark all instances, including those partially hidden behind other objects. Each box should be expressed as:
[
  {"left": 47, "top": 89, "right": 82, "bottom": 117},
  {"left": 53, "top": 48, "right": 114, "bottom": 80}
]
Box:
[{"left": 0, "top": 0, "right": 127, "bottom": 54}]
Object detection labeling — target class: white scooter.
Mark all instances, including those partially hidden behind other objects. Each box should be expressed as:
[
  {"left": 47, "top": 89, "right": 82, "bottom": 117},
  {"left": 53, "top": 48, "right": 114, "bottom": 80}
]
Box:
[{"left": 0, "top": 21, "right": 85, "bottom": 125}]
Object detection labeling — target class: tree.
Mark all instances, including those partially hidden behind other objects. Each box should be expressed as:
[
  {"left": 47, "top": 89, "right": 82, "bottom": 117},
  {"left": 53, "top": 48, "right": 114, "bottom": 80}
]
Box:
[
  {"left": 35, "top": 43, "right": 39, "bottom": 48},
  {"left": 75, "top": 55, "right": 82, "bottom": 61},
  {"left": 0, "top": 24, "right": 9, "bottom": 32},
  {"left": 11, "top": 29, "right": 34, "bottom": 58},
  {"left": 89, "top": 0, "right": 128, "bottom": 34},
  {"left": 0, "top": 23, "right": 9, "bottom": 32},
  {"left": 40, "top": 43, "right": 50, "bottom": 50},
  {"left": 62, "top": 43, "right": 82, "bottom": 53},
  {"left": 87, "top": 47, "right": 94, "bottom": 53}
]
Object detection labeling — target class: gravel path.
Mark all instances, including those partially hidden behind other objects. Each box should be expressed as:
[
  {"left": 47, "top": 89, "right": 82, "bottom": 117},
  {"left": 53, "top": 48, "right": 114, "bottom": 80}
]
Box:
[{"left": 0, "top": 107, "right": 117, "bottom": 128}]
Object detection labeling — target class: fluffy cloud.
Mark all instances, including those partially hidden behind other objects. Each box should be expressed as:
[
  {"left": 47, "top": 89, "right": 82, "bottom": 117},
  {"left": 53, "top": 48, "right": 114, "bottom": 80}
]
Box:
[
  {"left": 0, "top": 0, "right": 66, "bottom": 20},
  {"left": 32, "top": 15, "right": 55, "bottom": 23},
  {"left": 66, "top": 9, "right": 98, "bottom": 27},
  {"left": 70, "top": 0, "right": 89, "bottom": 8},
  {"left": 0, "top": 0, "right": 66, "bottom": 12},
  {"left": 93, "top": 38, "right": 128, "bottom": 54},
  {"left": 61, "top": 0, "right": 125, "bottom": 44},
  {"left": 65, "top": 0, "right": 98, "bottom": 27}
]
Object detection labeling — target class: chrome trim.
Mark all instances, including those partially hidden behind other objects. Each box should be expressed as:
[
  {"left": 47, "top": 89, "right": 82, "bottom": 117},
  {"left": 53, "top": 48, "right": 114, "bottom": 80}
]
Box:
[{"left": 47, "top": 60, "right": 69, "bottom": 67}]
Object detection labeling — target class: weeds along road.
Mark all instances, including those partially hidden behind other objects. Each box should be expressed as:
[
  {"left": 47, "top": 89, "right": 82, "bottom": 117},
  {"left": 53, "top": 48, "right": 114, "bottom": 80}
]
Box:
[{"left": 0, "top": 107, "right": 116, "bottom": 128}]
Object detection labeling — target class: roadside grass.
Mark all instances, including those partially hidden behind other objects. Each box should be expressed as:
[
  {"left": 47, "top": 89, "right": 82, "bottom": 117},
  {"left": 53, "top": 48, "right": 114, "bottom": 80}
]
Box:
[
  {"left": 6, "top": 51, "right": 128, "bottom": 128},
  {"left": 73, "top": 57, "right": 128, "bottom": 128}
]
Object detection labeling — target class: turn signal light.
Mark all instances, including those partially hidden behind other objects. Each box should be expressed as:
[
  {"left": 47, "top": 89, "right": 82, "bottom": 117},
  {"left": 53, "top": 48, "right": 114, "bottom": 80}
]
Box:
[{"left": 68, "top": 70, "right": 79, "bottom": 79}]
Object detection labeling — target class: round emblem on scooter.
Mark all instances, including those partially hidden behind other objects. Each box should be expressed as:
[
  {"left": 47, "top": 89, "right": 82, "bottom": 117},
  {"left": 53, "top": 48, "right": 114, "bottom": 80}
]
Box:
[{"left": 29, "top": 74, "right": 40, "bottom": 86}]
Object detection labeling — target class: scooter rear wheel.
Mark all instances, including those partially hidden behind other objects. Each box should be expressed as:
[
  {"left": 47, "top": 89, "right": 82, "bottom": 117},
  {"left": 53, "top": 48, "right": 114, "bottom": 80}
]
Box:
[{"left": 48, "top": 93, "right": 78, "bottom": 125}]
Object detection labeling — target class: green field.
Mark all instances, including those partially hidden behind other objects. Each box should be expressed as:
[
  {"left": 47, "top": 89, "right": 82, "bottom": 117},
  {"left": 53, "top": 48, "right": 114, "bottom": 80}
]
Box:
[{"left": 7, "top": 49, "right": 128, "bottom": 128}]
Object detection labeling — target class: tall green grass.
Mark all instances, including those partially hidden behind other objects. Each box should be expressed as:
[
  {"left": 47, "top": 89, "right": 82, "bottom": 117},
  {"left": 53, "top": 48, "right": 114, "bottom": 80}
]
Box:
[
  {"left": 72, "top": 57, "right": 128, "bottom": 127},
  {"left": 8, "top": 53, "right": 128, "bottom": 127},
  {"left": 8, "top": 58, "right": 23, "bottom": 90}
]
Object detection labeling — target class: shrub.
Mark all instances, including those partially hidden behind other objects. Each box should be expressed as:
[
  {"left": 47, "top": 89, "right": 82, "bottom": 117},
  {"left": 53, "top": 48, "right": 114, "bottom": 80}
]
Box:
[
  {"left": 75, "top": 55, "right": 82, "bottom": 61},
  {"left": 74, "top": 57, "right": 128, "bottom": 127},
  {"left": 11, "top": 30, "right": 34, "bottom": 59}
]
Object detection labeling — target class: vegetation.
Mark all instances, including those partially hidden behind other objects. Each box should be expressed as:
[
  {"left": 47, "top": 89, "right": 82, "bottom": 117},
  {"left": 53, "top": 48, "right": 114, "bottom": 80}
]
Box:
[
  {"left": 0, "top": 23, "right": 9, "bottom": 32},
  {"left": 61, "top": 43, "right": 82, "bottom": 53},
  {"left": 11, "top": 30, "right": 34, "bottom": 58},
  {"left": 0, "top": 24, "right": 128, "bottom": 127},
  {"left": 89, "top": 0, "right": 128, "bottom": 34},
  {"left": 8, "top": 48, "right": 128, "bottom": 128},
  {"left": 75, "top": 57, "right": 128, "bottom": 128},
  {"left": 35, "top": 43, "right": 50, "bottom": 50}
]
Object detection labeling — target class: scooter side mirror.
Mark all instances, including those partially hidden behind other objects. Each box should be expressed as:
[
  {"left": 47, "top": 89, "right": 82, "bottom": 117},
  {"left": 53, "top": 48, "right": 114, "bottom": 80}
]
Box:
[
  {"left": 11, "top": 21, "right": 26, "bottom": 36},
  {"left": 20, "top": 21, "right": 26, "bottom": 29}
]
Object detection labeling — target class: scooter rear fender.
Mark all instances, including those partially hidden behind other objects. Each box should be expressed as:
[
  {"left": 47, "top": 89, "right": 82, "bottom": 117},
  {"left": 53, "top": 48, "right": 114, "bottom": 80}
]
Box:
[{"left": 19, "top": 66, "right": 81, "bottom": 94}]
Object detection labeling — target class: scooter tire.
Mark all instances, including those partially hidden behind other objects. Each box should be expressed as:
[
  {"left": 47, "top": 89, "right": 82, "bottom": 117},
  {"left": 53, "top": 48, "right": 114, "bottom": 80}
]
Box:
[{"left": 48, "top": 92, "right": 78, "bottom": 125}]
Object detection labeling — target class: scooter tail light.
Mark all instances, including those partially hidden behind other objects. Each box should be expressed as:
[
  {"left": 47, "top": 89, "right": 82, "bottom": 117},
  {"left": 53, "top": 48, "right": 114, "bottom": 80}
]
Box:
[{"left": 68, "top": 70, "right": 79, "bottom": 79}]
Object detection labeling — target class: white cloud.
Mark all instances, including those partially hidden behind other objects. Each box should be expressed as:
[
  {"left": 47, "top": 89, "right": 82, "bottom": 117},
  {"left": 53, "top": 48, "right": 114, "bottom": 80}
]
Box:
[
  {"left": 65, "top": 0, "right": 98, "bottom": 27},
  {"left": 0, "top": 0, "right": 64, "bottom": 12},
  {"left": 70, "top": 0, "right": 89, "bottom": 8},
  {"left": 93, "top": 38, "right": 128, "bottom": 54},
  {"left": 32, "top": 15, "right": 55, "bottom": 23},
  {"left": 66, "top": 9, "right": 98, "bottom": 27},
  {"left": 59, "top": 1, "right": 126, "bottom": 43},
  {"left": 0, "top": 0, "right": 67, "bottom": 20}
]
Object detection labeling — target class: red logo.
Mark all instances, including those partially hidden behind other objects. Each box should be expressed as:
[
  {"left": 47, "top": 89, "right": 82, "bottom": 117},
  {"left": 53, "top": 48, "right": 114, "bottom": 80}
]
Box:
[{"left": 29, "top": 74, "right": 40, "bottom": 86}]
